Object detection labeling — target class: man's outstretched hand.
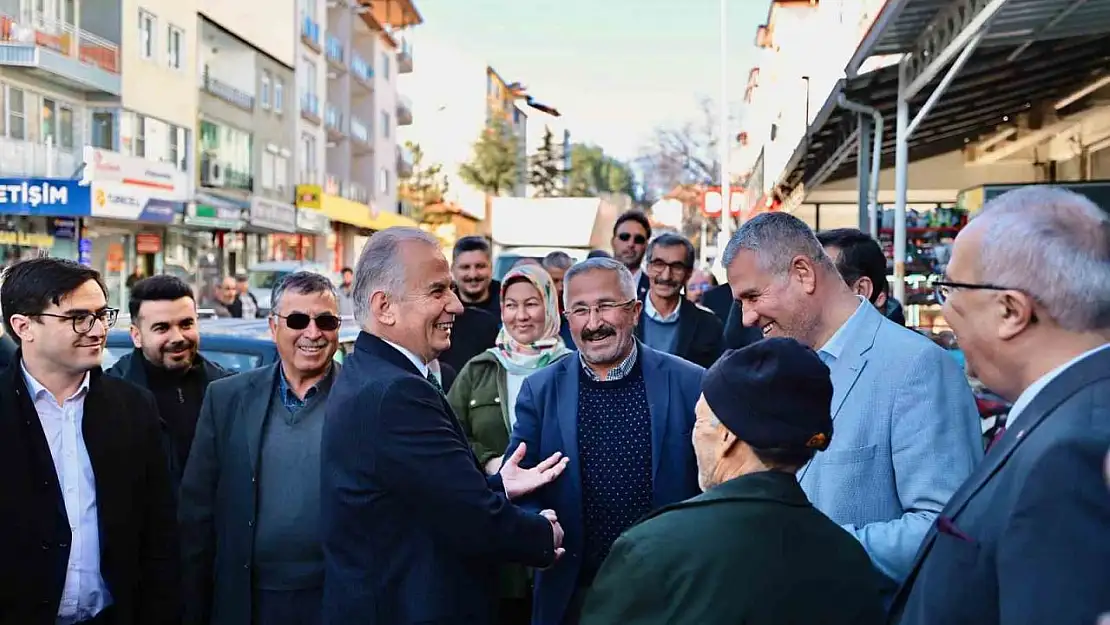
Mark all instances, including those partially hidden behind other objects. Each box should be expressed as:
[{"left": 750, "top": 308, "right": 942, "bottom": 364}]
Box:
[
  {"left": 500, "top": 442, "right": 569, "bottom": 500},
  {"left": 539, "top": 509, "right": 566, "bottom": 567}
]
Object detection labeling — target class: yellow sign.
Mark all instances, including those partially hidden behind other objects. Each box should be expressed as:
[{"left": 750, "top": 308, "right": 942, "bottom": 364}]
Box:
[
  {"left": 319, "top": 193, "right": 418, "bottom": 230},
  {"left": 295, "top": 184, "right": 322, "bottom": 210},
  {"left": 956, "top": 186, "right": 985, "bottom": 215},
  {"left": 0, "top": 231, "right": 55, "bottom": 248}
]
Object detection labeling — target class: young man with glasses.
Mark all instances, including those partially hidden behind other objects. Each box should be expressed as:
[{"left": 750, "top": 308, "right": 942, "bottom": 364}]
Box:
[
  {"left": 180, "top": 271, "right": 342, "bottom": 625},
  {"left": 0, "top": 257, "right": 180, "bottom": 625},
  {"left": 106, "top": 275, "right": 232, "bottom": 487},
  {"left": 610, "top": 211, "right": 652, "bottom": 300}
]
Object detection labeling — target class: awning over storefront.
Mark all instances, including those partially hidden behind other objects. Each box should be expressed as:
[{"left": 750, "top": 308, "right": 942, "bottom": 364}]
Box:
[
  {"left": 315, "top": 193, "right": 418, "bottom": 230},
  {"left": 247, "top": 196, "right": 297, "bottom": 233},
  {"left": 296, "top": 208, "right": 330, "bottom": 234},
  {"left": 186, "top": 192, "right": 248, "bottom": 230}
]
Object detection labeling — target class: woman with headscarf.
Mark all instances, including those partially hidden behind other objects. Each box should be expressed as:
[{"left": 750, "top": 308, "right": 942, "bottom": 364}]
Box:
[{"left": 447, "top": 264, "right": 572, "bottom": 625}]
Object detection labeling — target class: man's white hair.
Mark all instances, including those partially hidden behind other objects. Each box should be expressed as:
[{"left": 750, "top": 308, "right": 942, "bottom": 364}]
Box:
[
  {"left": 352, "top": 227, "right": 441, "bottom": 326},
  {"left": 975, "top": 185, "right": 1110, "bottom": 332},
  {"left": 562, "top": 257, "right": 637, "bottom": 309}
]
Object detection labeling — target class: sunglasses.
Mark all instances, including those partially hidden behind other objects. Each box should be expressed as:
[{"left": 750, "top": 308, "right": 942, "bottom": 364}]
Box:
[
  {"left": 275, "top": 312, "right": 341, "bottom": 331},
  {"left": 617, "top": 232, "right": 647, "bottom": 245}
]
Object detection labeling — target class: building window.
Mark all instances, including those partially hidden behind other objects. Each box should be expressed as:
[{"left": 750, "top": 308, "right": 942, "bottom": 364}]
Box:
[
  {"left": 275, "top": 154, "right": 288, "bottom": 191},
  {"left": 91, "top": 111, "right": 114, "bottom": 150},
  {"left": 274, "top": 79, "right": 284, "bottom": 114},
  {"left": 199, "top": 119, "right": 253, "bottom": 191},
  {"left": 381, "top": 110, "right": 390, "bottom": 139},
  {"left": 261, "top": 71, "right": 271, "bottom": 109},
  {"left": 262, "top": 151, "right": 275, "bottom": 189},
  {"left": 167, "top": 25, "right": 183, "bottom": 69},
  {"left": 167, "top": 125, "right": 188, "bottom": 171},
  {"left": 299, "top": 132, "right": 316, "bottom": 181},
  {"left": 300, "top": 57, "right": 316, "bottom": 95},
  {"left": 132, "top": 115, "right": 146, "bottom": 157},
  {"left": 379, "top": 166, "right": 389, "bottom": 195},
  {"left": 139, "top": 10, "right": 156, "bottom": 60},
  {"left": 40, "top": 98, "right": 75, "bottom": 151},
  {"left": 6, "top": 87, "right": 25, "bottom": 140},
  {"left": 381, "top": 52, "right": 389, "bottom": 79}
]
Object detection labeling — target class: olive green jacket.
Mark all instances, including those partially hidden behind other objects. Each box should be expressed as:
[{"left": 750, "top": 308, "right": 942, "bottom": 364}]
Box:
[{"left": 447, "top": 351, "right": 513, "bottom": 467}]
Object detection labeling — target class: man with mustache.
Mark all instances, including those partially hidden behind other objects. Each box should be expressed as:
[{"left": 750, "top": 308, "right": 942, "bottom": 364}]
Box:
[
  {"left": 509, "top": 256, "right": 704, "bottom": 624},
  {"left": 635, "top": 233, "right": 723, "bottom": 368},
  {"left": 181, "top": 271, "right": 343, "bottom": 625},
  {"left": 107, "top": 274, "right": 231, "bottom": 484}
]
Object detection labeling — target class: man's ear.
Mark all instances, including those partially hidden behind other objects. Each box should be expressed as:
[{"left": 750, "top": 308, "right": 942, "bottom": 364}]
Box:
[
  {"left": 370, "top": 291, "right": 395, "bottom": 326},
  {"left": 129, "top": 324, "right": 142, "bottom": 348},
  {"left": 996, "top": 290, "right": 1036, "bottom": 341},
  {"left": 853, "top": 276, "right": 875, "bottom": 302}
]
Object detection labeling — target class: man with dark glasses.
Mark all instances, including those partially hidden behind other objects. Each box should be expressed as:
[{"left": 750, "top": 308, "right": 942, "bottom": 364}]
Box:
[
  {"left": 181, "top": 271, "right": 342, "bottom": 625},
  {"left": 611, "top": 210, "right": 652, "bottom": 300},
  {"left": 0, "top": 257, "right": 181, "bottom": 625}
]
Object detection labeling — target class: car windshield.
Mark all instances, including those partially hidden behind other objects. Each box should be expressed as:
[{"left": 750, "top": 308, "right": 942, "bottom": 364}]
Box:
[
  {"left": 248, "top": 271, "right": 289, "bottom": 290},
  {"left": 101, "top": 345, "right": 264, "bottom": 372}
]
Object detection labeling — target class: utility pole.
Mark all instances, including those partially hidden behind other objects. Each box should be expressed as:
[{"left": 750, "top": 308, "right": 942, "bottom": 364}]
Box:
[{"left": 718, "top": 0, "right": 732, "bottom": 247}]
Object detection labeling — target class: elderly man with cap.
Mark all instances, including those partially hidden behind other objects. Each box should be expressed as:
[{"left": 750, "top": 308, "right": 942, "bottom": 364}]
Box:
[{"left": 580, "top": 338, "right": 886, "bottom": 625}]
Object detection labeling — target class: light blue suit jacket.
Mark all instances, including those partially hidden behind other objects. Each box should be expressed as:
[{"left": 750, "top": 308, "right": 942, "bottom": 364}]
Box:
[{"left": 799, "top": 302, "right": 982, "bottom": 585}]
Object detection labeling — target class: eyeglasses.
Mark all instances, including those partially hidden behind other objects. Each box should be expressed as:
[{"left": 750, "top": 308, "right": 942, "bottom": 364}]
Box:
[
  {"left": 274, "top": 312, "right": 342, "bottom": 331},
  {"left": 36, "top": 308, "right": 119, "bottom": 334},
  {"left": 617, "top": 232, "right": 646, "bottom": 245},
  {"left": 933, "top": 280, "right": 1021, "bottom": 306},
  {"left": 647, "top": 259, "right": 690, "bottom": 274},
  {"left": 565, "top": 299, "right": 636, "bottom": 320}
]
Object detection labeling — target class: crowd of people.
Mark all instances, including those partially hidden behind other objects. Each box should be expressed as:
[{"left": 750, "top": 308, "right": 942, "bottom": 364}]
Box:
[{"left": 0, "top": 184, "right": 1107, "bottom": 625}]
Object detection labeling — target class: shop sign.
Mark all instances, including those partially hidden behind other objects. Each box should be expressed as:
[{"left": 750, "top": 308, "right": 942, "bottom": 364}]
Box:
[
  {"left": 0, "top": 230, "right": 55, "bottom": 248},
  {"left": 249, "top": 197, "right": 297, "bottom": 232},
  {"left": 295, "top": 184, "right": 322, "bottom": 209},
  {"left": 187, "top": 201, "right": 244, "bottom": 230},
  {"left": 296, "top": 208, "right": 330, "bottom": 234},
  {"left": 0, "top": 178, "right": 91, "bottom": 217},
  {"left": 136, "top": 233, "right": 162, "bottom": 254},
  {"left": 82, "top": 146, "right": 189, "bottom": 199},
  {"left": 50, "top": 217, "right": 77, "bottom": 239},
  {"left": 91, "top": 183, "right": 181, "bottom": 223},
  {"left": 78, "top": 238, "right": 92, "bottom": 266}
]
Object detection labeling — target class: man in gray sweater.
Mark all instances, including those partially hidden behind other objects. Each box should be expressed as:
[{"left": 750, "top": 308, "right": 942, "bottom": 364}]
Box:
[{"left": 179, "top": 271, "right": 344, "bottom": 625}]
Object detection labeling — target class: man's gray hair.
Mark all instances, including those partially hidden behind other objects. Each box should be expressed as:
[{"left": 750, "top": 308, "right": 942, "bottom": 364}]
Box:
[
  {"left": 562, "top": 257, "right": 637, "bottom": 309},
  {"left": 271, "top": 271, "right": 339, "bottom": 314},
  {"left": 542, "top": 251, "right": 574, "bottom": 271},
  {"left": 647, "top": 232, "right": 696, "bottom": 268},
  {"left": 352, "top": 227, "right": 441, "bottom": 326},
  {"left": 975, "top": 185, "right": 1110, "bottom": 331},
  {"left": 721, "top": 212, "right": 836, "bottom": 275}
]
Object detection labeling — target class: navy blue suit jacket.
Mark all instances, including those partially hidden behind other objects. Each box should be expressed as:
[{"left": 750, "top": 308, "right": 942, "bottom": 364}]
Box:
[
  {"left": 890, "top": 345, "right": 1110, "bottom": 625},
  {"left": 321, "top": 333, "right": 556, "bottom": 625},
  {"left": 508, "top": 344, "right": 704, "bottom": 625}
]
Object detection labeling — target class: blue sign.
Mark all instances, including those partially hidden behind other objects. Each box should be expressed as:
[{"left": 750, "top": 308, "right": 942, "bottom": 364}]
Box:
[
  {"left": 138, "top": 198, "right": 184, "bottom": 224},
  {"left": 0, "top": 178, "right": 91, "bottom": 217}
]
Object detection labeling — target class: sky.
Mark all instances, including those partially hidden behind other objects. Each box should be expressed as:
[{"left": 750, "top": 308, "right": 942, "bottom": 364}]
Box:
[{"left": 406, "top": 0, "right": 768, "bottom": 162}]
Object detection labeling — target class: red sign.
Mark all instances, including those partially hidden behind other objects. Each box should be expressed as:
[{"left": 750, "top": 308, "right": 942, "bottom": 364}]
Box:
[{"left": 135, "top": 233, "right": 162, "bottom": 254}]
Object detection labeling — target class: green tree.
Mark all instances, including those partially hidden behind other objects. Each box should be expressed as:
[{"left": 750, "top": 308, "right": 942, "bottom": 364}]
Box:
[
  {"left": 529, "top": 126, "right": 565, "bottom": 197},
  {"left": 459, "top": 117, "right": 521, "bottom": 199},
  {"left": 397, "top": 141, "right": 449, "bottom": 223},
  {"left": 566, "top": 144, "right": 635, "bottom": 198}
]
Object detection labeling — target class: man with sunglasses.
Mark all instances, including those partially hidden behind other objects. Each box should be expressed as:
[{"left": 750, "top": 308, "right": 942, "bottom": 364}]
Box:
[
  {"left": 180, "top": 271, "right": 342, "bottom": 625},
  {"left": 0, "top": 258, "right": 180, "bottom": 625},
  {"left": 611, "top": 211, "right": 652, "bottom": 301}
]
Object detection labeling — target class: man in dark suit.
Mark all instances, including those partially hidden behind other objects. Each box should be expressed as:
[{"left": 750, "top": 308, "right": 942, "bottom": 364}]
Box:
[
  {"left": 891, "top": 186, "right": 1110, "bottom": 625},
  {"left": 181, "top": 272, "right": 344, "bottom": 625},
  {"left": 509, "top": 257, "right": 704, "bottom": 625},
  {"left": 611, "top": 210, "right": 652, "bottom": 300},
  {"left": 438, "top": 302, "right": 499, "bottom": 373},
  {"left": 582, "top": 339, "right": 885, "bottom": 625},
  {"left": 634, "top": 233, "right": 723, "bottom": 368},
  {"left": 0, "top": 258, "right": 179, "bottom": 625},
  {"left": 321, "top": 227, "right": 570, "bottom": 625}
]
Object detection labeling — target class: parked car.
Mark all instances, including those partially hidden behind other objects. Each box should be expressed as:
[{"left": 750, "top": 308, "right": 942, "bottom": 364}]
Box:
[
  {"left": 245, "top": 261, "right": 337, "bottom": 314},
  {"left": 102, "top": 315, "right": 361, "bottom": 373}
]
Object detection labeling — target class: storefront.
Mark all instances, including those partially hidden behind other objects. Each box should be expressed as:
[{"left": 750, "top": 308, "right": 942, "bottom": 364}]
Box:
[
  {"left": 168, "top": 193, "right": 248, "bottom": 304},
  {"left": 243, "top": 196, "right": 298, "bottom": 264},
  {"left": 0, "top": 178, "right": 90, "bottom": 267},
  {"left": 294, "top": 184, "right": 419, "bottom": 272},
  {"left": 271, "top": 207, "right": 330, "bottom": 262}
]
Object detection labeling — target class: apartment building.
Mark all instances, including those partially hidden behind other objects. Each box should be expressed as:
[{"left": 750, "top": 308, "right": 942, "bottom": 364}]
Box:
[{"left": 294, "top": 0, "right": 420, "bottom": 271}]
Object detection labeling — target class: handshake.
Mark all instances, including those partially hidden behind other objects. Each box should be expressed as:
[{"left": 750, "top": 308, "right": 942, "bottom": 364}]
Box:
[{"left": 539, "top": 509, "right": 566, "bottom": 564}]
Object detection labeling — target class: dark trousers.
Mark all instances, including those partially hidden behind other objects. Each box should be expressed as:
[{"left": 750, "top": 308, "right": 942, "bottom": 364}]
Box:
[{"left": 252, "top": 587, "right": 323, "bottom": 625}]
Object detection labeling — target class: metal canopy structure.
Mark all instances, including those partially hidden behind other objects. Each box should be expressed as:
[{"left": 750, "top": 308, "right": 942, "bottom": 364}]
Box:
[{"left": 779, "top": 0, "right": 1110, "bottom": 302}]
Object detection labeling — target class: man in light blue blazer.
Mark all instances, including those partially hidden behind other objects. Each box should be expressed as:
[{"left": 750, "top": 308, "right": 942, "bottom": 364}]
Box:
[
  {"left": 722, "top": 213, "right": 982, "bottom": 593},
  {"left": 508, "top": 257, "right": 704, "bottom": 625}
]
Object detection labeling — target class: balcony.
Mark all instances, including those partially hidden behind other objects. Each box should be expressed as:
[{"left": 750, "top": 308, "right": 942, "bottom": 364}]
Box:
[
  {"left": 324, "top": 175, "right": 370, "bottom": 205},
  {"left": 300, "top": 92, "right": 321, "bottom": 124},
  {"left": 199, "top": 153, "right": 253, "bottom": 192},
  {"left": 0, "top": 136, "right": 78, "bottom": 177},
  {"left": 396, "top": 94, "right": 412, "bottom": 126},
  {"left": 201, "top": 68, "right": 254, "bottom": 111},
  {"left": 325, "top": 34, "right": 345, "bottom": 71},
  {"left": 301, "top": 15, "right": 321, "bottom": 52},
  {"left": 350, "top": 116, "right": 371, "bottom": 153},
  {"left": 350, "top": 54, "right": 373, "bottom": 91},
  {"left": 397, "top": 36, "right": 412, "bottom": 74},
  {"left": 0, "top": 12, "right": 120, "bottom": 95},
  {"left": 325, "top": 103, "right": 345, "bottom": 140},
  {"left": 396, "top": 144, "right": 414, "bottom": 178}
]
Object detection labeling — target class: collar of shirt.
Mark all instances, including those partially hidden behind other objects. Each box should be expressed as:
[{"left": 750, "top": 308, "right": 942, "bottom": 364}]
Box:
[
  {"left": 277, "top": 362, "right": 334, "bottom": 411},
  {"left": 579, "top": 341, "right": 639, "bottom": 382},
  {"left": 1006, "top": 342, "right": 1110, "bottom": 427},
  {"left": 381, "top": 338, "right": 430, "bottom": 378},
  {"left": 632, "top": 268, "right": 642, "bottom": 285},
  {"left": 21, "top": 361, "right": 91, "bottom": 404},
  {"left": 644, "top": 294, "right": 681, "bottom": 324},
  {"left": 816, "top": 296, "right": 867, "bottom": 363}
]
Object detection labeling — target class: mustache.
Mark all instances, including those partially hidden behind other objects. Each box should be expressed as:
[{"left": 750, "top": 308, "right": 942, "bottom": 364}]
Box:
[
  {"left": 162, "top": 339, "right": 195, "bottom": 353},
  {"left": 654, "top": 278, "right": 682, "bottom": 288},
  {"left": 296, "top": 339, "right": 330, "bottom": 348},
  {"left": 580, "top": 325, "right": 617, "bottom": 342}
]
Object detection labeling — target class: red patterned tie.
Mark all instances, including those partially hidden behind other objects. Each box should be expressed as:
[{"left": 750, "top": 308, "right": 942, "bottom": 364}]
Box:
[{"left": 986, "top": 425, "right": 1007, "bottom": 452}]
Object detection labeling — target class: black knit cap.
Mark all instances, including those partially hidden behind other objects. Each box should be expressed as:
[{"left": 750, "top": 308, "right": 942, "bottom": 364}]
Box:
[{"left": 701, "top": 337, "right": 834, "bottom": 451}]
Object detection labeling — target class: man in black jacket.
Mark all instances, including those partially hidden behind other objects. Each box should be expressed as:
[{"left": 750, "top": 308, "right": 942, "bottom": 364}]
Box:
[
  {"left": 0, "top": 258, "right": 179, "bottom": 625},
  {"left": 107, "top": 275, "right": 232, "bottom": 483}
]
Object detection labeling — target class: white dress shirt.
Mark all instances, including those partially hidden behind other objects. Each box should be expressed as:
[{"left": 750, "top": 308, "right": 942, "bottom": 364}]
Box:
[
  {"left": 382, "top": 338, "right": 431, "bottom": 378},
  {"left": 21, "top": 363, "right": 112, "bottom": 624}
]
